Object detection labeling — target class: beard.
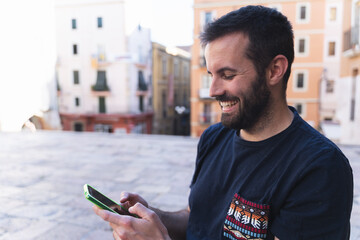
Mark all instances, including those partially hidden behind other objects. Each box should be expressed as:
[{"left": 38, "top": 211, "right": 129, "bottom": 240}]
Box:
[{"left": 216, "top": 74, "right": 271, "bottom": 131}]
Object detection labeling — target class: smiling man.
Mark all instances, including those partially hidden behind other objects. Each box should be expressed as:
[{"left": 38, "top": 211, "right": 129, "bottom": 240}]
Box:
[{"left": 93, "top": 6, "right": 353, "bottom": 240}]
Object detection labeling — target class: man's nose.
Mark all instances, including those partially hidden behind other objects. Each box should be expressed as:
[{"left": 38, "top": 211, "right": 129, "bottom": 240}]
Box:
[{"left": 209, "top": 77, "right": 225, "bottom": 98}]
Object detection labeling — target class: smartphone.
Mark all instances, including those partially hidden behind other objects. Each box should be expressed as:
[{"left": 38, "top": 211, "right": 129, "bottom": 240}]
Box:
[{"left": 84, "top": 184, "right": 137, "bottom": 217}]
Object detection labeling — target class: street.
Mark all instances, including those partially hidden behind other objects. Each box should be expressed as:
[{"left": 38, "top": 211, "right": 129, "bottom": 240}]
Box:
[{"left": 0, "top": 131, "right": 359, "bottom": 239}]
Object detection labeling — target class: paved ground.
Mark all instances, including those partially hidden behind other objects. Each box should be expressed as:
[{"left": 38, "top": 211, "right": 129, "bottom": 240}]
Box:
[{"left": 0, "top": 131, "right": 360, "bottom": 239}]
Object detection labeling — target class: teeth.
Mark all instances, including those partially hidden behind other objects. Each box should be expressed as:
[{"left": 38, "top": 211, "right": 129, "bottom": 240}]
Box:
[{"left": 220, "top": 101, "right": 238, "bottom": 107}]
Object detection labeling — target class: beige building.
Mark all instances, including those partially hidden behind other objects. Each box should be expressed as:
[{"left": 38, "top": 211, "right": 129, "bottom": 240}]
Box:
[
  {"left": 191, "top": 0, "right": 343, "bottom": 137},
  {"left": 152, "top": 43, "right": 191, "bottom": 135}
]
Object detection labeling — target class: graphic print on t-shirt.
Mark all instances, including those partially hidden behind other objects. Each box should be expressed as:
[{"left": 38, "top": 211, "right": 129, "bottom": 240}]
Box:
[{"left": 223, "top": 193, "right": 270, "bottom": 240}]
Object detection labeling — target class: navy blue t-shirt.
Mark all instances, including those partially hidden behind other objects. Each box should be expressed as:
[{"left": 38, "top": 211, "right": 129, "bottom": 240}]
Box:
[{"left": 187, "top": 108, "right": 353, "bottom": 240}]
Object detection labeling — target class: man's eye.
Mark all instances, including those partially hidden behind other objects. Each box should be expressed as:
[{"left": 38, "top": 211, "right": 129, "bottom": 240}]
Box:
[{"left": 223, "top": 75, "right": 235, "bottom": 80}]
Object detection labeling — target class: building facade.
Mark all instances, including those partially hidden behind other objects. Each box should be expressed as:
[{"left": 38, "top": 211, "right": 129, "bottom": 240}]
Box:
[
  {"left": 55, "top": 0, "right": 153, "bottom": 134},
  {"left": 191, "top": 0, "right": 343, "bottom": 137},
  {"left": 338, "top": 0, "right": 360, "bottom": 144},
  {"left": 152, "top": 43, "right": 191, "bottom": 135}
]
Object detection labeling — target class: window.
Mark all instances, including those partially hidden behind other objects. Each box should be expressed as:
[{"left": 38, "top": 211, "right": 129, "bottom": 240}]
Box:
[
  {"left": 205, "top": 12, "right": 213, "bottom": 25},
  {"left": 201, "top": 10, "right": 216, "bottom": 30},
  {"left": 162, "top": 57, "right": 167, "bottom": 77},
  {"left": 299, "top": 39, "right": 305, "bottom": 53},
  {"left": 93, "top": 71, "right": 109, "bottom": 91},
  {"left": 300, "top": 6, "right": 307, "bottom": 20},
  {"left": 75, "top": 97, "right": 80, "bottom": 106},
  {"left": 97, "top": 17, "right": 103, "bottom": 28},
  {"left": 202, "top": 74, "right": 212, "bottom": 89},
  {"left": 138, "top": 70, "right": 147, "bottom": 91},
  {"left": 326, "top": 80, "right": 335, "bottom": 93},
  {"left": 295, "top": 103, "right": 303, "bottom": 115},
  {"left": 99, "top": 97, "right": 106, "bottom": 113},
  {"left": 328, "top": 42, "right": 336, "bottom": 56},
  {"left": 72, "top": 19, "right": 77, "bottom": 29},
  {"left": 73, "top": 70, "right": 79, "bottom": 84},
  {"left": 293, "top": 70, "right": 308, "bottom": 91},
  {"left": 296, "top": 3, "right": 310, "bottom": 23},
  {"left": 73, "top": 44, "right": 78, "bottom": 55},
  {"left": 295, "top": 36, "right": 309, "bottom": 56},
  {"left": 330, "top": 7, "right": 337, "bottom": 21},
  {"left": 296, "top": 73, "right": 304, "bottom": 88}
]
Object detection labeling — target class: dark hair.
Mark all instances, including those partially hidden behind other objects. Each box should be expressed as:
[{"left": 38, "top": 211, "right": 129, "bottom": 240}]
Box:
[{"left": 200, "top": 5, "right": 294, "bottom": 92}]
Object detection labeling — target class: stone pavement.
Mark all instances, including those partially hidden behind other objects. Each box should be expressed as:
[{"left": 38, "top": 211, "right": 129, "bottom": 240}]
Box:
[{"left": 0, "top": 131, "right": 360, "bottom": 239}]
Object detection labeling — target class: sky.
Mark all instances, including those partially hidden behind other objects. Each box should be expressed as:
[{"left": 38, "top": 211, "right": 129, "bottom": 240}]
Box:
[{"left": 125, "top": 0, "right": 194, "bottom": 46}]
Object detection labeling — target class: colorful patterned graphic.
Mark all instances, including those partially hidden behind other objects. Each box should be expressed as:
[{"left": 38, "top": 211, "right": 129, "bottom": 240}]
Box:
[{"left": 223, "top": 193, "right": 270, "bottom": 240}]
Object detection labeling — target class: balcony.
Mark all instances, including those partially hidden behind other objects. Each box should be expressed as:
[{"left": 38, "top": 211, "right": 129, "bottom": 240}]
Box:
[
  {"left": 136, "top": 70, "right": 148, "bottom": 96},
  {"left": 91, "top": 71, "right": 110, "bottom": 95},
  {"left": 199, "top": 112, "right": 218, "bottom": 125},
  {"left": 343, "top": 26, "right": 360, "bottom": 57}
]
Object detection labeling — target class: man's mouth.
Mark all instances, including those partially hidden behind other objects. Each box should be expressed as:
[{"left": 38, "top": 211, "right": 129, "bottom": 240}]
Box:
[{"left": 219, "top": 100, "right": 239, "bottom": 111}]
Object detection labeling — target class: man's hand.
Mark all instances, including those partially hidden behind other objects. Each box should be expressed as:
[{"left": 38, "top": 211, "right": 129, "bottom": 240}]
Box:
[
  {"left": 93, "top": 203, "right": 171, "bottom": 240},
  {"left": 119, "top": 192, "right": 148, "bottom": 209}
]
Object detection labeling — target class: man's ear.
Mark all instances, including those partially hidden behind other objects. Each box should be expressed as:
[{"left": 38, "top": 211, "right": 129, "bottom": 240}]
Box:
[{"left": 267, "top": 55, "right": 288, "bottom": 86}]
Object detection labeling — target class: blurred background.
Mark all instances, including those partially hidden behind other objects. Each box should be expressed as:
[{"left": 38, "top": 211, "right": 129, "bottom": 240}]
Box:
[{"left": 0, "top": 0, "right": 359, "bottom": 144}]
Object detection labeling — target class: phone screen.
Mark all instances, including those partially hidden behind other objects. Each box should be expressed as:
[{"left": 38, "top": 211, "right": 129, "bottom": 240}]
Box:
[{"left": 87, "top": 185, "right": 130, "bottom": 215}]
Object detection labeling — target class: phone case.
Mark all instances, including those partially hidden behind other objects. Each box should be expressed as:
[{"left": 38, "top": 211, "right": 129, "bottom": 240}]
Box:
[
  {"left": 83, "top": 184, "right": 138, "bottom": 217},
  {"left": 84, "top": 184, "right": 119, "bottom": 214}
]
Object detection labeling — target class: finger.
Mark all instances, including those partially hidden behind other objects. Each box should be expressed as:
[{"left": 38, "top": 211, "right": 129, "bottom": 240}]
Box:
[
  {"left": 110, "top": 221, "right": 132, "bottom": 240},
  {"left": 93, "top": 205, "right": 125, "bottom": 225},
  {"left": 120, "top": 192, "right": 140, "bottom": 203},
  {"left": 112, "top": 230, "right": 122, "bottom": 240},
  {"left": 119, "top": 192, "right": 129, "bottom": 203},
  {"left": 129, "top": 203, "right": 155, "bottom": 220}
]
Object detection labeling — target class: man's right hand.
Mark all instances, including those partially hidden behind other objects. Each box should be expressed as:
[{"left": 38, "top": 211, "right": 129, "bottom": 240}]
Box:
[{"left": 93, "top": 203, "right": 171, "bottom": 240}]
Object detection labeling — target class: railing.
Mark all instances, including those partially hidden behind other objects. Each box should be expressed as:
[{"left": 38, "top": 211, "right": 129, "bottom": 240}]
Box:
[
  {"left": 344, "top": 26, "right": 359, "bottom": 51},
  {"left": 91, "top": 84, "right": 110, "bottom": 91}
]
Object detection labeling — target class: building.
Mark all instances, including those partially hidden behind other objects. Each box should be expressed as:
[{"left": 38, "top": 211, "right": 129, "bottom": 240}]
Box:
[
  {"left": 152, "top": 43, "right": 191, "bottom": 135},
  {"left": 191, "top": 0, "right": 343, "bottom": 137},
  {"left": 338, "top": 0, "right": 360, "bottom": 144},
  {"left": 318, "top": 0, "right": 344, "bottom": 142},
  {"left": 55, "top": 0, "right": 153, "bottom": 134}
]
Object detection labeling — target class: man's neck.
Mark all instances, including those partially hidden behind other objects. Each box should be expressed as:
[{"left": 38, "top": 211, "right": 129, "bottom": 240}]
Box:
[{"left": 239, "top": 104, "right": 294, "bottom": 142}]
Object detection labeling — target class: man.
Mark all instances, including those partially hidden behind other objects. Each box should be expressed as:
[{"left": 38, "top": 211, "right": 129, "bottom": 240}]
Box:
[{"left": 93, "top": 5, "right": 353, "bottom": 239}]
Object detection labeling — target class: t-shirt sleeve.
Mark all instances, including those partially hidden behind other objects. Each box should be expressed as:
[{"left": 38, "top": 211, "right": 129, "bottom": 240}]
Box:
[{"left": 270, "top": 149, "right": 353, "bottom": 239}]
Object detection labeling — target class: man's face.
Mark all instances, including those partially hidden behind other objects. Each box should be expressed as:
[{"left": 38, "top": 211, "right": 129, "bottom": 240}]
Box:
[{"left": 205, "top": 33, "right": 271, "bottom": 130}]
